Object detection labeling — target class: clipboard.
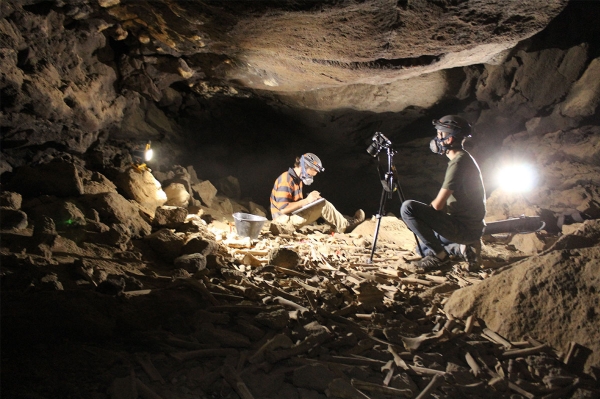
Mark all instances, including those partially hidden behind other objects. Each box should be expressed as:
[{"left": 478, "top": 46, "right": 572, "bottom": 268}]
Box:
[{"left": 291, "top": 197, "right": 326, "bottom": 215}]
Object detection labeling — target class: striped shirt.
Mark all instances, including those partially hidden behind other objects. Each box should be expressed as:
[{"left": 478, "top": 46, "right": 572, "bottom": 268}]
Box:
[{"left": 270, "top": 168, "right": 303, "bottom": 218}]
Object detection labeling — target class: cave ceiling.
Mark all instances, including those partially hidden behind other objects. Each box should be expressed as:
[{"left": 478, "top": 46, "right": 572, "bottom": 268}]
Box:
[{"left": 100, "top": 0, "right": 568, "bottom": 112}]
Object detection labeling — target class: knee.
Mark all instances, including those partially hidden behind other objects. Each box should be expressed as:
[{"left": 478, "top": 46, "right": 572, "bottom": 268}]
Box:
[{"left": 401, "top": 200, "right": 416, "bottom": 218}]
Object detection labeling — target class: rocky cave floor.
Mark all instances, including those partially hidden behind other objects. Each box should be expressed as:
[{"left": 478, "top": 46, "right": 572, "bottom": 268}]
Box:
[{"left": 2, "top": 203, "right": 599, "bottom": 399}]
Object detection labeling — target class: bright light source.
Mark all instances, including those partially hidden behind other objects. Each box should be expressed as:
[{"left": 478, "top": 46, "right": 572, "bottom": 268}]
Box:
[
  {"left": 496, "top": 164, "right": 537, "bottom": 192},
  {"left": 144, "top": 148, "right": 153, "bottom": 162}
]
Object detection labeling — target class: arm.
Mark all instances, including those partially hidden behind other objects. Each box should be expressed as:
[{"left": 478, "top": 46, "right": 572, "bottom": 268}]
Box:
[
  {"left": 280, "top": 191, "right": 322, "bottom": 215},
  {"left": 430, "top": 188, "right": 453, "bottom": 211}
]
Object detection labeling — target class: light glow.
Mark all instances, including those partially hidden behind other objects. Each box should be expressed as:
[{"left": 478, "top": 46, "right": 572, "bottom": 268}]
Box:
[
  {"left": 496, "top": 164, "right": 536, "bottom": 192},
  {"left": 144, "top": 148, "right": 153, "bottom": 162}
]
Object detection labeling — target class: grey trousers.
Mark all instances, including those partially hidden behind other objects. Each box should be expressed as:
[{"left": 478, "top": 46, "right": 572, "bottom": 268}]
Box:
[{"left": 400, "top": 200, "right": 482, "bottom": 255}]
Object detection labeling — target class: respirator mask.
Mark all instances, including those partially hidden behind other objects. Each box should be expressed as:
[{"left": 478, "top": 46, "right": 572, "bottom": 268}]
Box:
[
  {"left": 429, "top": 136, "right": 455, "bottom": 155},
  {"left": 299, "top": 153, "right": 324, "bottom": 185},
  {"left": 430, "top": 116, "right": 472, "bottom": 155}
]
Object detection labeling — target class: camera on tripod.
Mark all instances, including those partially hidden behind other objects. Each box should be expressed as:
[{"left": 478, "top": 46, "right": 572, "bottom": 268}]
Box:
[{"left": 366, "top": 132, "right": 392, "bottom": 157}]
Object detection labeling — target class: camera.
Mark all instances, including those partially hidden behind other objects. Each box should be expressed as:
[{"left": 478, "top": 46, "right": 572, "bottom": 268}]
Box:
[{"left": 366, "top": 132, "right": 392, "bottom": 157}]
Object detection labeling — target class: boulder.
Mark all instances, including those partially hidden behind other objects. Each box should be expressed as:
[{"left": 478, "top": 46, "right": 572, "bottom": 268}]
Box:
[
  {"left": 153, "top": 206, "right": 187, "bottom": 228},
  {"left": 78, "top": 192, "right": 151, "bottom": 238},
  {"left": 114, "top": 168, "right": 167, "bottom": 217},
  {"left": 192, "top": 180, "right": 217, "bottom": 207},
  {"left": 0, "top": 191, "right": 22, "bottom": 209},
  {"left": 0, "top": 208, "right": 28, "bottom": 230},
  {"left": 218, "top": 175, "right": 241, "bottom": 199},
  {"left": 163, "top": 182, "right": 190, "bottom": 207},
  {"left": 444, "top": 231, "right": 600, "bottom": 372},
  {"left": 143, "top": 228, "right": 184, "bottom": 262},
  {"left": 9, "top": 160, "right": 84, "bottom": 197},
  {"left": 173, "top": 253, "right": 207, "bottom": 273},
  {"left": 23, "top": 197, "right": 87, "bottom": 230}
]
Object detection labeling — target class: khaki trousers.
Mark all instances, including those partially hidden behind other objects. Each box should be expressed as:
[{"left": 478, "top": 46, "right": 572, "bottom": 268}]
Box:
[{"left": 274, "top": 200, "right": 349, "bottom": 233}]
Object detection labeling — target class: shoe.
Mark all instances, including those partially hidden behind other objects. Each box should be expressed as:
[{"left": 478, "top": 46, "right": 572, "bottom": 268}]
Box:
[
  {"left": 410, "top": 254, "right": 450, "bottom": 274},
  {"left": 459, "top": 240, "right": 482, "bottom": 270},
  {"left": 343, "top": 209, "right": 365, "bottom": 233},
  {"left": 344, "top": 209, "right": 365, "bottom": 233}
]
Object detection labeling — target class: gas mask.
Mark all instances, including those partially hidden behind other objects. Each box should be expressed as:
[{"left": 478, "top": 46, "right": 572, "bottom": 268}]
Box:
[
  {"left": 299, "top": 157, "right": 315, "bottom": 185},
  {"left": 430, "top": 136, "right": 451, "bottom": 155}
]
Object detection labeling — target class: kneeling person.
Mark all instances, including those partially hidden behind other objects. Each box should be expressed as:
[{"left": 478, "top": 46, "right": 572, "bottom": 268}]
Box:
[{"left": 401, "top": 115, "right": 486, "bottom": 272}]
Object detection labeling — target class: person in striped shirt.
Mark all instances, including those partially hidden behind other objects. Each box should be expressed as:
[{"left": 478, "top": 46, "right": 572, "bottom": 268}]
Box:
[{"left": 270, "top": 153, "right": 365, "bottom": 233}]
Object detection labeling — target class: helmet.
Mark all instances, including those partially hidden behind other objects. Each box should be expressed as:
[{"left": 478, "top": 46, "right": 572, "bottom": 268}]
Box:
[
  {"left": 301, "top": 153, "right": 324, "bottom": 172},
  {"left": 432, "top": 115, "right": 472, "bottom": 138}
]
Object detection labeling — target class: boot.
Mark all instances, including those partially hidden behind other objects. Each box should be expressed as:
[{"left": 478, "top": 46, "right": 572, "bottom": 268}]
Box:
[
  {"left": 459, "top": 239, "right": 482, "bottom": 270},
  {"left": 344, "top": 209, "right": 365, "bottom": 233}
]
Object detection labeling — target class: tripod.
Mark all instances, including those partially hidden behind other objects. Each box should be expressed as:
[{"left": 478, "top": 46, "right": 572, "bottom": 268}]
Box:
[{"left": 368, "top": 147, "right": 422, "bottom": 263}]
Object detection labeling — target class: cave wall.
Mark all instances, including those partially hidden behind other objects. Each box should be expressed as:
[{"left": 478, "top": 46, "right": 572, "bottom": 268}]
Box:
[{"left": 1, "top": 0, "right": 599, "bottom": 220}]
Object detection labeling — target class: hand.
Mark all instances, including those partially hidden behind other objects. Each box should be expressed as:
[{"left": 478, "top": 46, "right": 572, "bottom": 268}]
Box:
[{"left": 306, "top": 191, "right": 322, "bottom": 203}]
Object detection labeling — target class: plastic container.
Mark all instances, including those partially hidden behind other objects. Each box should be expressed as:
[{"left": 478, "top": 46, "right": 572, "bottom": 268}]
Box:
[{"left": 232, "top": 212, "right": 268, "bottom": 239}]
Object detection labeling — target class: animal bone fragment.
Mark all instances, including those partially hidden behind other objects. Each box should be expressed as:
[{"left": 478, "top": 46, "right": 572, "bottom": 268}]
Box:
[
  {"left": 500, "top": 344, "right": 549, "bottom": 359},
  {"left": 248, "top": 333, "right": 293, "bottom": 364},
  {"left": 221, "top": 365, "right": 255, "bottom": 399},
  {"left": 397, "top": 328, "right": 447, "bottom": 351},
  {"left": 351, "top": 378, "right": 413, "bottom": 397},
  {"left": 415, "top": 374, "right": 445, "bottom": 399}
]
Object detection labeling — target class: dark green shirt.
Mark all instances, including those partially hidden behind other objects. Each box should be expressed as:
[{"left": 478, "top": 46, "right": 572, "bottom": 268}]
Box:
[{"left": 441, "top": 150, "right": 486, "bottom": 231}]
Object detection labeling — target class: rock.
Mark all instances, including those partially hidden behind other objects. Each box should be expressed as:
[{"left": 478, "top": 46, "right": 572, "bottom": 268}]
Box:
[
  {"left": 0, "top": 208, "right": 28, "bottom": 230},
  {"left": 173, "top": 253, "right": 207, "bottom": 273},
  {"left": 293, "top": 363, "right": 336, "bottom": 392},
  {"left": 444, "top": 245, "right": 600, "bottom": 372},
  {"left": 211, "top": 196, "right": 233, "bottom": 217},
  {"left": 248, "top": 201, "right": 267, "bottom": 217},
  {"left": 9, "top": 160, "right": 84, "bottom": 197},
  {"left": 269, "top": 247, "right": 300, "bottom": 269},
  {"left": 153, "top": 205, "right": 187, "bottom": 228},
  {"left": 218, "top": 175, "right": 241, "bottom": 199},
  {"left": 255, "top": 308, "right": 289, "bottom": 330},
  {"left": 182, "top": 235, "right": 218, "bottom": 256},
  {"left": 509, "top": 232, "right": 546, "bottom": 254},
  {"left": 32, "top": 215, "right": 57, "bottom": 244},
  {"left": 143, "top": 228, "right": 184, "bottom": 262},
  {"left": 81, "top": 170, "right": 117, "bottom": 195},
  {"left": 192, "top": 180, "right": 218, "bottom": 207},
  {"left": 0, "top": 191, "right": 22, "bottom": 209},
  {"left": 114, "top": 168, "right": 167, "bottom": 217},
  {"left": 97, "top": 277, "right": 126, "bottom": 295},
  {"left": 270, "top": 221, "right": 295, "bottom": 236},
  {"left": 78, "top": 192, "right": 152, "bottom": 238},
  {"left": 24, "top": 197, "right": 87, "bottom": 230},
  {"left": 39, "top": 273, "right": 64, "bottom": 291},
  {"left": 163, "top": 182, "right": 190, "bottom": 207},
  {"left": 162, "top": 166, "right": 193, "bottom": 196}
]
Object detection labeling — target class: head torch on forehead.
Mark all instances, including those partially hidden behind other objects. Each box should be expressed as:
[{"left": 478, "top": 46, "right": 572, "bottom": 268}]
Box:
[
  {"left": 302, "top": 154, "right": 324, "bottom": 172},
  {"left": 432, "top": 118, "right": 472, "bottom": 137}
]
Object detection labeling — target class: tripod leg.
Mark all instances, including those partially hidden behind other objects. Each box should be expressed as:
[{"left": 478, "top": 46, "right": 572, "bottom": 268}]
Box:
[{"left": 368, "top": 188, "right": 388, "bottom": 263}]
